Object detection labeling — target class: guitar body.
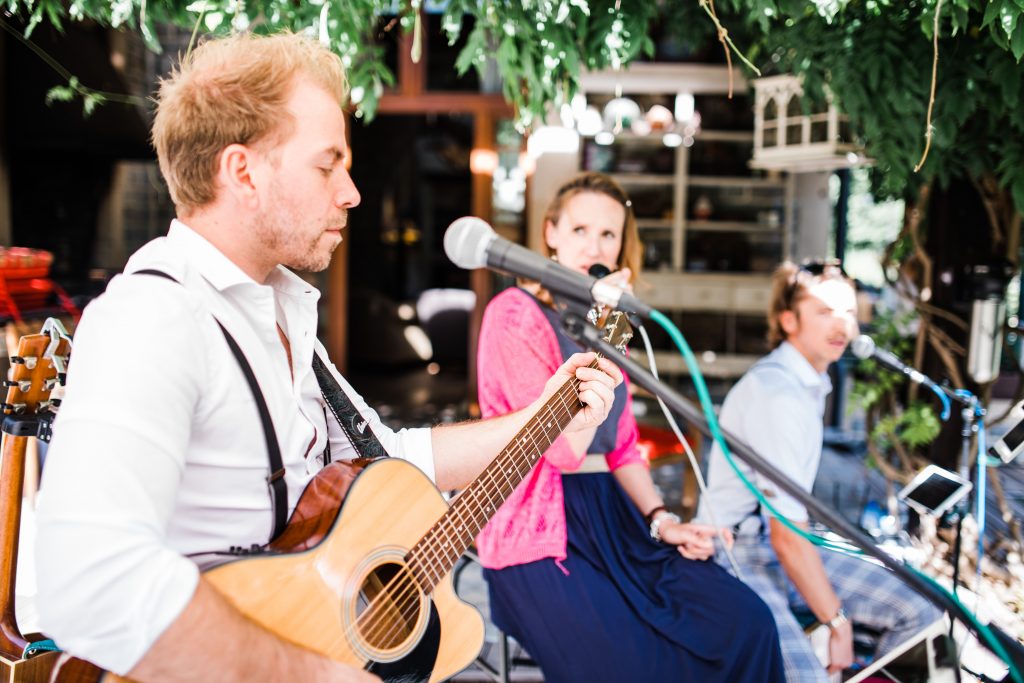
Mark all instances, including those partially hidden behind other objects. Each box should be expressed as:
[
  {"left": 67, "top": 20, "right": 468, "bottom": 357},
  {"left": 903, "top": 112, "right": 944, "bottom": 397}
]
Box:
[
  {"left": 0, "top": 650, "right": 62, "bottom": 683},
  {"left": 204, "top": 458, "right": 485, "bottom": 683}
]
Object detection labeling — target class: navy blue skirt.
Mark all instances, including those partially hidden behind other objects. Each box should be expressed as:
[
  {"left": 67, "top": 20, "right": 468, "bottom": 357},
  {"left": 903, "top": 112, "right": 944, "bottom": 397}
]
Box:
[{"left": 483, "top": 473, "right": 784, "bottom": 683}]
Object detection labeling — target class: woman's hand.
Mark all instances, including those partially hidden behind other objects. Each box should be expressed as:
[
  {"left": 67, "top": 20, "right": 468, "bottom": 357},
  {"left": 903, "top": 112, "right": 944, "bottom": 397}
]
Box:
[
  {"left": 658, "top": 521, "right": 731, "bottom": 561},
  {"left": 596, "top": 267, "right": 633, "bottom": 294}
]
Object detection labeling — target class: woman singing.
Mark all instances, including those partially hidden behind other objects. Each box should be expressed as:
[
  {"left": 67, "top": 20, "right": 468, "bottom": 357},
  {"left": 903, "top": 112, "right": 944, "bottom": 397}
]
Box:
[{"left": 474, "top": 172, "right": 785, "bottom": 682}]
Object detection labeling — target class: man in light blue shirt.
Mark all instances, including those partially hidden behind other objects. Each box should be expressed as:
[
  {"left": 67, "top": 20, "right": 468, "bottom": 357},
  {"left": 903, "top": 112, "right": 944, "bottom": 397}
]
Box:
[{"left": 698, "top": 261, "right": 941, "bottom": 682}]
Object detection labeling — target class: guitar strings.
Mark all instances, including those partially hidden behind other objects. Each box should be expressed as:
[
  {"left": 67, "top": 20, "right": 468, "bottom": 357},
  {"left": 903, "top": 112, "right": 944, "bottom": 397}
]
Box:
[
  {"left": 354, "top": 353, "right": 607, "bottom": 652},
  {"left": 351, "top": 385, "right": 582, "bottom": 653},
  {"left": 340, "top": 372, "right": 591, "bottom": 656},
  {"left": 358, "top": 360, "right": 598, "bottom": 649}
]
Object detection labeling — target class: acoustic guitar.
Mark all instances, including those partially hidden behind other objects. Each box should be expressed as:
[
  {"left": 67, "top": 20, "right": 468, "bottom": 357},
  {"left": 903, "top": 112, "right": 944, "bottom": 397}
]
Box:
[
  {"left": 51, "top": 311, "right": 632, "bottom": 683},
  {"left": 0, "top": 319, "right": 71, "bottom": 682}
]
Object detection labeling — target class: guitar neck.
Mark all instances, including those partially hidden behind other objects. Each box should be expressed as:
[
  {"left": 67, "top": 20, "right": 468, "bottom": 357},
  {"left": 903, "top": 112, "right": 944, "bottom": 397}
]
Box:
[
  {"left": 405, "top": 360, "right": 597, "bottom": 590},
  {"left": 0, "top": 434, "right": 29, "bottom": 658}
]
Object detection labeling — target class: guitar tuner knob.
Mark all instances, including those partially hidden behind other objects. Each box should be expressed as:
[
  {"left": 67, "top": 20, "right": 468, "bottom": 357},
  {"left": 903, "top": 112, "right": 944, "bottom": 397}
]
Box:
[{"left": 1, "top": 402, "right": 26, "bottom": 415}]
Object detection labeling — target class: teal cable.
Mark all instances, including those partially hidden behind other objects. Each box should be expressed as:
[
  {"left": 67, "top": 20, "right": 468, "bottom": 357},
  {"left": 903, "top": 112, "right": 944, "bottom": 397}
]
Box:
[
  {"left": 910, "top": 567, "right": 1023, "bottom": 683},
  {"left": 648, "top": 309, "right": 1023, "bottom": 683},
  {"left": 647, "top": 310, "right": 846, "bottom": 550}
]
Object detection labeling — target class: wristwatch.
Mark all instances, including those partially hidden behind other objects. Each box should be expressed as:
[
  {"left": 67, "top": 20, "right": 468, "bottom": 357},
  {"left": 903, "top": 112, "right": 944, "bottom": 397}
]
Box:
[
  {"left": 825, "top": 606, "right": 850, "bottom": 631},
  {"left": 648, "top": 510, "right": 682, "bottom": 543}
]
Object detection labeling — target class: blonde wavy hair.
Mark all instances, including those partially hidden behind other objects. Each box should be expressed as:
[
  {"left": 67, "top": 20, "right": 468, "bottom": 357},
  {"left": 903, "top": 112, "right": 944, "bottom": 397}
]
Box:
[{"left": 152, "top": 31, "right": 348, "bottom": 213}]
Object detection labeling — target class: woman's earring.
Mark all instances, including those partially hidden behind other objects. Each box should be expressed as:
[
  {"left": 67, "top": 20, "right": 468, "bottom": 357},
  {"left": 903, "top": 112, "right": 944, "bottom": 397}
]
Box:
[{"left": 550, "top": 253, "right": 558, "bottom": 262}]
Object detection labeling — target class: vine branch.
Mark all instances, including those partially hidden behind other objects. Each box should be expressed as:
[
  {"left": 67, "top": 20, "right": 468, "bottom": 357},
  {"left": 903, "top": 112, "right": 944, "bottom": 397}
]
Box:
[{"left": 913, "top": 0, "right": 943, "bottom": 173}]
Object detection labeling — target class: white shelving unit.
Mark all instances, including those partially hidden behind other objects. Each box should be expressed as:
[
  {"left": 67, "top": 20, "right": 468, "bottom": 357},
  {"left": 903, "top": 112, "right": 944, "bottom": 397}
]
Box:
[
  {"left": 578, "top": 127, "right": 795, "bottom": 379},
  {"left": 525, "top": 65, "right": 801, "bottom": 380}
]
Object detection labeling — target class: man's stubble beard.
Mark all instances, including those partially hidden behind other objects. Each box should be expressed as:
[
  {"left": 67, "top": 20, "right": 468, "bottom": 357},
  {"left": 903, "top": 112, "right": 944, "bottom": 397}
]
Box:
[{"left": 253, "top": 200, "right": 346, "bottom": 274}]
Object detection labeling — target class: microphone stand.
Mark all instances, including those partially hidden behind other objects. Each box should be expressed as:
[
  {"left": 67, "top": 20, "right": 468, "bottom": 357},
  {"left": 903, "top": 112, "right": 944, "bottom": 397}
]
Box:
[
  {"left": 563, "top": 310, "right": 1024, "bottom": 676},
  {"left": 936, "top": 386, "right": 984, "bottom": 606}
]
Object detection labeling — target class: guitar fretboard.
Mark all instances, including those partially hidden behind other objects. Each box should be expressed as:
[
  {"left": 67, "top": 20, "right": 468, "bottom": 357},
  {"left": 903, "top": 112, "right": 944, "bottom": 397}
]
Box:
[{"left": 405, "top": 360, "right": 598, "bottom": 590}]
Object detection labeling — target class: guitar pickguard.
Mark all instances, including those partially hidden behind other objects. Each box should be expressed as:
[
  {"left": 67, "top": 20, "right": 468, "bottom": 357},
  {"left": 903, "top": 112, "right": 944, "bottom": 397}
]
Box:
[{"left": 367, "top": 600, "right": 441, "bottom": 683}]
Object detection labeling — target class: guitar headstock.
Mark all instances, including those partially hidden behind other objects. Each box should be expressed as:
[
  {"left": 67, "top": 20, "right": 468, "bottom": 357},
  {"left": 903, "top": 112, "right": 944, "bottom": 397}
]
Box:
[
  {"left": 597, "top": 310, "right": 633, "bottom": 355},
  {"left": 2, "top": 318, "right": 72, "bottom": 440}
]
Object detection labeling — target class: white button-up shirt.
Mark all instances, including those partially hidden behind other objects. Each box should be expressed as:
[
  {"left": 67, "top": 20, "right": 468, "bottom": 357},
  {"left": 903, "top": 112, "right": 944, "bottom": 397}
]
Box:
[
  {"left": 34, "top": 221, "right": 434, "bottom": 674},
  {"left": 697, "top": 341, "right": 831, "bottom": 530}
]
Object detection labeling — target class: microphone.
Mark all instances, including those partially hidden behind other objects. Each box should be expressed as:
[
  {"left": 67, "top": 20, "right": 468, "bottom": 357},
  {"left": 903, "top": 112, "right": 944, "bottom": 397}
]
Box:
[
  {"left": 444, "top": 217, "right": 652, "bottom": 317},
  {"left": 850, "top": 335, "right": 940, "bottom": 391}
]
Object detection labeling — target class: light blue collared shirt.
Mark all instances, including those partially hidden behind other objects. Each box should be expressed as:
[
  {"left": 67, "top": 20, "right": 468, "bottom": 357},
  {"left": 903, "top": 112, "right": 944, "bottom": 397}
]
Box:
[{"left": 697, "top": 341, "right": 832, "bottom": 529}]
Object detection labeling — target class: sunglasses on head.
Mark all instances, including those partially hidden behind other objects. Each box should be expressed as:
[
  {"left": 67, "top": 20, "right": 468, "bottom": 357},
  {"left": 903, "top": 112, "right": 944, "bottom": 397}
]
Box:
[
  {"left": 796, "top": 258, "right": 846, "bottom": 278},
  {"left": 783, "top": 259, "right": 848, "bottom": 308}
]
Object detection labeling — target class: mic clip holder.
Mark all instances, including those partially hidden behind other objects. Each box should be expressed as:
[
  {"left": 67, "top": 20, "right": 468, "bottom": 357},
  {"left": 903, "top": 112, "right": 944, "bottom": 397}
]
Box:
[{"left": 552, "top": 293, "right": 603, "bottom": 333}]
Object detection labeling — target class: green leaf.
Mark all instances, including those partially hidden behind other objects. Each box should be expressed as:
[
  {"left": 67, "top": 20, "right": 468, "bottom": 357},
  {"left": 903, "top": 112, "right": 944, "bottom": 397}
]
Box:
[
  {"left": 204, "top": 11, "right": 223, "bottom": 32},
  {"left": 82, "top": 92, "right": 105, "bottom": 118},
  {"left": 901, "top": 403, "right": 941, "bottom": 447},
  {"left": 44, "top": 85, "right": 75, "bottom": 105},
  {"left": 1012, "top": 15, "right": 1024, "bottom": 60},
  {"left": 993, "top": 56, "right": 1022, "bottom": 104},
  {"left": 1000, "top": 3, "right": 1020, "bottom": 40},
  {"left": 983, "top": 0, "right": 1004, "bottom": 29}
]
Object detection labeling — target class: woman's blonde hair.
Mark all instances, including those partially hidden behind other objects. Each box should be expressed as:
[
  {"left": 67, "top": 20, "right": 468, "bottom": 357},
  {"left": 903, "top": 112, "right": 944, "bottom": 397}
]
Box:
[
  {"left": 767, "top": 259, "right": 853, "bottom": 348},
  {"left": 531, "top": 172, "right": 641, "bottom": 303},
  {"left": 152, "top": 31, "right": 348, "bottom": 213}
]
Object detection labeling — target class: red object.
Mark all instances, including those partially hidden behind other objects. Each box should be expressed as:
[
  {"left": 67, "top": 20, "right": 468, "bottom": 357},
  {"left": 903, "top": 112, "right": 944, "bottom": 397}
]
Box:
[
  {"left": 637, "top": 423, "right": 696, "bottom": 463},
  {"left": 0, "top": 247, "right": 80, "bottom": 322}
]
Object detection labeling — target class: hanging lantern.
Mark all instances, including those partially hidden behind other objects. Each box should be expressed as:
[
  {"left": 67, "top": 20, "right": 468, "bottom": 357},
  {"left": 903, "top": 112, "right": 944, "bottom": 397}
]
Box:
[{"left": 751, "top": 75, "right": 870, "bottom": 172}]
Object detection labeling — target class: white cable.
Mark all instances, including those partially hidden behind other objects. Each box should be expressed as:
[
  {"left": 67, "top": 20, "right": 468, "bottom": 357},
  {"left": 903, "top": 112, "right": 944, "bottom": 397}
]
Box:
[{"left": 637, "top": 323, "right": 744, "bottom": 580}]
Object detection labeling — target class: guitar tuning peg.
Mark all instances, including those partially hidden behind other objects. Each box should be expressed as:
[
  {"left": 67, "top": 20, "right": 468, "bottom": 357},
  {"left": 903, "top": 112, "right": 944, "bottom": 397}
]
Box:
[{"left": 1, "top": 402, "right": 26, "bottom": 415}]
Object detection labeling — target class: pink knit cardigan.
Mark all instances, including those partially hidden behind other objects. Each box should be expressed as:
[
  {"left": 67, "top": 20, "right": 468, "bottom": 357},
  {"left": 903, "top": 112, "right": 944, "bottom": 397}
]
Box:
[{"left": 474, "top": 287, "right": 644, "bottom": 570}]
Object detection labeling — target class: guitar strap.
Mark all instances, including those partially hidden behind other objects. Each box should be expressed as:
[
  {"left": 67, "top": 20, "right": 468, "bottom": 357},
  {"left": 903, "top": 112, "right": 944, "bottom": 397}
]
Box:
[{"left": 311, "top": 354, "right": 390, "bottom": 462}]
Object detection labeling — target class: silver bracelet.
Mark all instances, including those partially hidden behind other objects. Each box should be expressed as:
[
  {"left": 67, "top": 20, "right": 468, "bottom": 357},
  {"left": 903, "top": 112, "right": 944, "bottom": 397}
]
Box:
[{"left": 649, "top": 511, "right": 682, "bottom": 543}]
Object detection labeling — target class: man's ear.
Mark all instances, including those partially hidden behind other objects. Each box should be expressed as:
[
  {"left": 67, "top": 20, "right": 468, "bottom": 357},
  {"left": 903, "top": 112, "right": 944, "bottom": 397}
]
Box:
[
  {"left": 779, "top": 309, "right": 799, "bottom": 336},
  {"left": 217, "top": 143, "right": 259, "bottom": 208}
]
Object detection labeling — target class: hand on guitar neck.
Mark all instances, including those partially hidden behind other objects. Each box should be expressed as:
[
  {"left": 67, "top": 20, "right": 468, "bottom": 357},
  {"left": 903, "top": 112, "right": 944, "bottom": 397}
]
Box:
[
  {"left": 537, "top": 351, "right": 624, "bottom": 462},
  {"left": 539, "top": 309, "right": 630, "bottom": 463},
  {"left": 431, "top": 311, "right": 628, "bottom": 491}
]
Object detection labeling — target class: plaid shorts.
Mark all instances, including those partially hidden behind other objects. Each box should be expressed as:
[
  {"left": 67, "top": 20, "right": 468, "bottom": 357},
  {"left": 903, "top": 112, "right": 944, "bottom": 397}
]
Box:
[{"left": 720, "top": 523, "right": 943, "bottom": 682}]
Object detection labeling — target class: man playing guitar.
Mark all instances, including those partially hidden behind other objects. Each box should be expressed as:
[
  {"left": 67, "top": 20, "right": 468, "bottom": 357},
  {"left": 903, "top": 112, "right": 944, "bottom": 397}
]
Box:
[{"left": 33, "top": 31, "right": 620, "bottom": 683}]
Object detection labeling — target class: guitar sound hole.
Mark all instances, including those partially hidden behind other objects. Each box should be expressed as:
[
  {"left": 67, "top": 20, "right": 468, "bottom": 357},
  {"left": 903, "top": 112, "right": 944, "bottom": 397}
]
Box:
[{"left": 355, "top": 561, "right": 422, "bottom": 652}]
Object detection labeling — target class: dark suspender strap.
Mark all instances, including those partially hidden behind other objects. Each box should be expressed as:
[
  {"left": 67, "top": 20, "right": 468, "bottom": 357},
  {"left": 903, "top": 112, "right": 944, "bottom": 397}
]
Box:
[
  {"left": 134, "top": 268, "right": 288, "bottom": 541},
  {"left": 214, "top": 320, "right": 288, "bottom": 540},
  {"left": 312, "top": 353, "right": 390, "bottom": 461}
]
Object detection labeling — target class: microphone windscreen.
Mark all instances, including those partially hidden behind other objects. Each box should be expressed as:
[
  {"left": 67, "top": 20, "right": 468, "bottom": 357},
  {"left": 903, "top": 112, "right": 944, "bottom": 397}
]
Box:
[
  {"left": 588, "top": 264, "right": 612, "bottom": 279},
  {"left": 851, "top": 334, "right": 876, "bottom": 360},
  {"left": 444, "top": 217, "right": 494, "bottom": 269}
]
